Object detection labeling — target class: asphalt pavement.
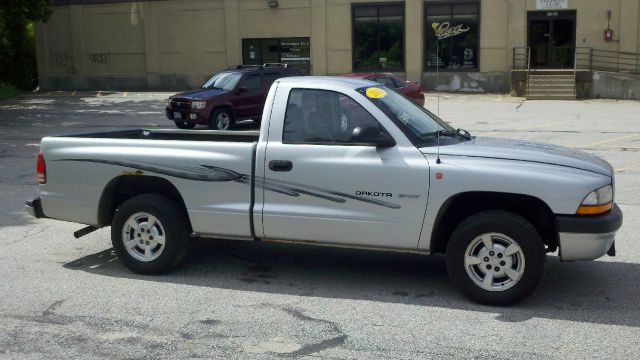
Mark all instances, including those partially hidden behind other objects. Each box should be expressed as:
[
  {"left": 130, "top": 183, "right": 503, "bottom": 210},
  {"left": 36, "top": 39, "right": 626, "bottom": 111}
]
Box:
[{"left": 0, "top": 91, "right": 639, "bottom": 359}]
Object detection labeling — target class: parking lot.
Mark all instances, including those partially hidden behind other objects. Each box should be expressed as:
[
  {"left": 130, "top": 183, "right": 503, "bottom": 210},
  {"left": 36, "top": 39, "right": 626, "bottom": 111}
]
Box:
[{"left": 1, "top": 91, "right": 639, "bottom": 358}]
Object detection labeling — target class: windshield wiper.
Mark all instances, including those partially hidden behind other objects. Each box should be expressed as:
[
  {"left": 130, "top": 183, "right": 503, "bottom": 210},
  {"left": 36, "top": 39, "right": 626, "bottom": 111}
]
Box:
[
  {"left": 456, "top": 128, "right": 473, "bottom": 140},
  {"left": 421, "top": 128, "right": 473, "bottom": 141}
]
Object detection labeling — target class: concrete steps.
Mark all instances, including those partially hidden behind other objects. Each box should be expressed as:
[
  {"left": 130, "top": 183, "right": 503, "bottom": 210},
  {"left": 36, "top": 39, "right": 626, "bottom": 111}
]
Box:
[{"left": 526, "top": 74, "right": 576, "bottom": 100}]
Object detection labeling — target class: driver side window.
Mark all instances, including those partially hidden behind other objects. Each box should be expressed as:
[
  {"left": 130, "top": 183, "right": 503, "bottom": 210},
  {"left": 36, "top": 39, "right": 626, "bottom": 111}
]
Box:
[{"left": 283, "top": 89, "right": 384, "bottom": 145}]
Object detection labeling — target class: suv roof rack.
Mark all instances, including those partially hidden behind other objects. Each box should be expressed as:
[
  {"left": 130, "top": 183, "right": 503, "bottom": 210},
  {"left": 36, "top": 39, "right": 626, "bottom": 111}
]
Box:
[
  {"left": 229, "top": 65, "right": 261, "bottom": 70},
  {"left": 262, "top": 63, "right": 288, "bottom": 68}
]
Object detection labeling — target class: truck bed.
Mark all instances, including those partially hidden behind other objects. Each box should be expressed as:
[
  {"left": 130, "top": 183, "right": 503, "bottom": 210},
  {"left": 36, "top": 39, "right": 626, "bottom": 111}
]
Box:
[{"left": 57, "top": 128, "right": 261, "bottom": 143}]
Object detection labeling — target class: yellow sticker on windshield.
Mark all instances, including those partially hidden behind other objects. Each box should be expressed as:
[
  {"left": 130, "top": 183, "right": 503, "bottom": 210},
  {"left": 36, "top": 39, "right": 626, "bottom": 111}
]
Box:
[{"left": 366, "top": 87, "right": 387, "bottom": 99}]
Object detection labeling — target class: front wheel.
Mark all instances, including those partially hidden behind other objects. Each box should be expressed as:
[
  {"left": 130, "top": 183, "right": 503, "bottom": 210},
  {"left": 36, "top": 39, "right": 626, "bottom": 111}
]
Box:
[
  {"left": 446, "top": 210, "right": 545, "bottom": 306},
  {"left": 209, "top": 108, "right": 234, "bottom": 130},
  {"left": 111, "top": 194, "right": 191, "bottom": 275}
]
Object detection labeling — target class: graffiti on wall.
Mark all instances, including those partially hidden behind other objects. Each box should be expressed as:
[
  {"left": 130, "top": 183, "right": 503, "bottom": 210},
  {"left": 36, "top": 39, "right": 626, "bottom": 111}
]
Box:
[
  {"left": 49, "top": 50, "right": 76, "bottom": 74},
  {"left": 88, "top": 53, "right": 110, "bottom": 65}
]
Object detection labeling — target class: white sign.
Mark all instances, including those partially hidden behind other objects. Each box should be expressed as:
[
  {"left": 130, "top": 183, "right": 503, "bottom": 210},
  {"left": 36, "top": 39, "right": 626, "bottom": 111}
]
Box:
[{"left": 536, "top": 0, "right": 568, "bottom": 10}]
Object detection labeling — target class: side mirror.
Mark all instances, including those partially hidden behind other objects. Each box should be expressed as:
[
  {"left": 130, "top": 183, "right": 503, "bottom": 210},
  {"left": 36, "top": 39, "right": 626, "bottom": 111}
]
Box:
[
  {"left": 352, "top": 126, "right": 396, "bottom": 148},
  {"left": 235, "top": 86, "right": 248, "bottom": 94}
]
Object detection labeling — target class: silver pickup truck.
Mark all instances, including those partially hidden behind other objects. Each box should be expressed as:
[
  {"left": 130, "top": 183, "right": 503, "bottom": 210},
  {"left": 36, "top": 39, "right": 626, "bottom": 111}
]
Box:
[{"left": 27, "top": 77, "right": 622, "bottom": 305}]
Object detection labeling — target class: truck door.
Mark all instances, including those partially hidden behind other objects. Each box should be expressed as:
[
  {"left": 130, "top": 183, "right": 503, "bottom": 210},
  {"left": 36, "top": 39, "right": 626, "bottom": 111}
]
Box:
[{"left": 259, "top": 85, "right": 430, "bottom": 249}]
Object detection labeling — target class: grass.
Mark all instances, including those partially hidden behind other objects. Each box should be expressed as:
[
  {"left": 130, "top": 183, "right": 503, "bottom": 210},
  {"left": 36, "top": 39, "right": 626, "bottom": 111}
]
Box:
[{"left": 0, "top": 82, "right": 22, "bottom": 101}]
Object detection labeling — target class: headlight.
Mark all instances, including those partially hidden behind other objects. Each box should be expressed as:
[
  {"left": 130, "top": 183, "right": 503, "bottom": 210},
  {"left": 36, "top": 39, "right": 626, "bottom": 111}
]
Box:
[
  {"left": 167, "top": 98, "right": 173, "bottom": 107},
  {"left": 577, "top": 184, "right": 613, "bottom": 215},
  {"left": 191, "top": 100, "right": 206, "bottom": 110}
]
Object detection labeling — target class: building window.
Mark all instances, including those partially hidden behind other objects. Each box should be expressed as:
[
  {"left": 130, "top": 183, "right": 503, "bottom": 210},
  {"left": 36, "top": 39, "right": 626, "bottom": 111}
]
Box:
[
  {"left": 424, "top": 2, "right": 479, "bottom": 71},
  {"left": 353, "top": 4, "right": 404, "bottom": 71},
  {"left": 242, "top": 38, "right": 311, "bottom": 74}
]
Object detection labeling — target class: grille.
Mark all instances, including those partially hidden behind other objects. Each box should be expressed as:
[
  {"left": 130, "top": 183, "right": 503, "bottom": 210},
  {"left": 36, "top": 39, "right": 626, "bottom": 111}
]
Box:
[{"left": 170, "top": 100, "right": 191, "bottom": 109}]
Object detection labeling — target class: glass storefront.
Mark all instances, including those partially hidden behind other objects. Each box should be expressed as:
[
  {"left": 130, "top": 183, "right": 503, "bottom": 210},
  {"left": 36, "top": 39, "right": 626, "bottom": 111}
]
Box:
[
  {"left": 352, "top": 4, "right": 405, "bottom": 71},
  {"left": 424, "top": 2, "right": 479, "bottom": 71},
  {"left": 242, "top": 38, "right": 311, "bottom": 74}
]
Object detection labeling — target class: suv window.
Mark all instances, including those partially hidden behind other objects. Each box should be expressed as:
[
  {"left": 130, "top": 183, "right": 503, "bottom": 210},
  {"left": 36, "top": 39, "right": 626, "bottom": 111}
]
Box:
[
  {"left": 263, "top": 72, "right": 281, "bottom": 88},
  {"left": 202, "top": 72, "right": 243, "bottom": 90},
  {"left": 239, "top": 73, "right": 261, "bottom": 91},
  {"left": 283, "top": 88, "right": 384, "bottom": 145}
]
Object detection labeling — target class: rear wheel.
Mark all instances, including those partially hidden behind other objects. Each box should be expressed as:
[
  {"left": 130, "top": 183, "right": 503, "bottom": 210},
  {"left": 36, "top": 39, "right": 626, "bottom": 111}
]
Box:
[
  {"left": 111, "top": 194, "right": 191, "bottom": 274},
  {"left": 209, "top": 108, "right": 234, "bottom": 130},
  {"left": 446, "top": 210, "right": 545, "bottom": 305},
  {"left": 174, "top": 121, "right": 196, "bottom": 129}
]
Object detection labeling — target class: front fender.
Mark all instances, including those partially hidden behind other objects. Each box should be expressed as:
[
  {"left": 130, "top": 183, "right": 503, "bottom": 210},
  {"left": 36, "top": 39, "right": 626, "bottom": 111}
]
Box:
[{"left": 418, "top": 156, "right": 611, "bottom": 250}]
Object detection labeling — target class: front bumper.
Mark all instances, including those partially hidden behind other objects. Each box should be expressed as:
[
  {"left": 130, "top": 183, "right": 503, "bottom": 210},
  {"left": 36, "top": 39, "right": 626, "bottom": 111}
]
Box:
[
  {"left": 556, "top": 203, "right": 623, "bottom": 261},
  {"left": 165, "top": 107, "right": 208, "bottom": 124},
  {"left": 26, "top": 197, "right": 47, "bottom": 219}
]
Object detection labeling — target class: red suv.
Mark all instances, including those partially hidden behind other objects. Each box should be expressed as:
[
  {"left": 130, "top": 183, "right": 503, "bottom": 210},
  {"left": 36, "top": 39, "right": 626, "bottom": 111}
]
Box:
[{"left": 166, "top": 64, "right": 304, "bottom": 130}]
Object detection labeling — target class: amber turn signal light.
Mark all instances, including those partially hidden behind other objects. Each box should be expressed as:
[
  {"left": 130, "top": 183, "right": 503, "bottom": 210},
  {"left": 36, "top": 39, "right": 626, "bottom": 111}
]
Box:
[{"left": 576, "top": 202, "right": 612, "bottom": 215}]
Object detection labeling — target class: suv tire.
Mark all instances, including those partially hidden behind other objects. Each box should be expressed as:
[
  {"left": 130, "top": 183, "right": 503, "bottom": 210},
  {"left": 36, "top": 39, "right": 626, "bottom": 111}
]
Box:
[
  {"left": 446, "top": 210, "right": 545, "bottom": 306},
  {"left": 209, "top": 108, "right": 234, "bottom": 130}
]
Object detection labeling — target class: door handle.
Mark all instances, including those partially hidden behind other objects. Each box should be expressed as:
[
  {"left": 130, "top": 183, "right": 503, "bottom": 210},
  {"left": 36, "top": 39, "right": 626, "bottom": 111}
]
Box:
[{"left": 269, "top": 160, "right": 293, "bottom": 172}]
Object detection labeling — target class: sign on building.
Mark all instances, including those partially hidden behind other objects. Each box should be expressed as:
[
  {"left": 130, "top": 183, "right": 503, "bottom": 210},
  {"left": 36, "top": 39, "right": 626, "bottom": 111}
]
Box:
[{"left": 536, "top": 0, "right": 568, "bottom": 10}]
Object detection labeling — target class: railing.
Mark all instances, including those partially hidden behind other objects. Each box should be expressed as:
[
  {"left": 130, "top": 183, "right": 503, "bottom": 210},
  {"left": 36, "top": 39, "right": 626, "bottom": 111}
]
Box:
[
  {"left": 526, "top": 47, "right": 531, "bottom": 95},
  {"left": 573, "top": 47, "right": 579, "bottom": 96},
  {"left": 591, "top": 49, "right": 640, "bottom": 74},
  {"left": 512, "top": 47, "right": 530, "bottom": 70},
  {"left": 574, "top": 47, "right": 592, "bottom": 70},
  {"left": 514, "top": 46, "right": 640, "bottom": 75}
]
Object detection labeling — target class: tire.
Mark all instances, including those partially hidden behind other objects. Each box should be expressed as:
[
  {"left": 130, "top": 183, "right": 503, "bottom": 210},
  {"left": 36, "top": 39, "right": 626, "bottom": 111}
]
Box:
[
  {"left": 209, "top": 108, "right": 234, "bottom": 130},
  {"left": 446, "top": 210, "right": 545, "bottom": 306},
  {"left": 111, "top": 194, "right": 191, "bottom": 275},
  {"left": 175, "top": 121, "right": 196, "bottom": 129}
]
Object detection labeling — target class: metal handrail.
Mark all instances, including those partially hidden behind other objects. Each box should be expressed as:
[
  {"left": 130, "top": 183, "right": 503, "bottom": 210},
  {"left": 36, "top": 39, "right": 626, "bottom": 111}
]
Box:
[
  {"left": 514, "top": 46, "right": 640, "bottom": 74},
  {"left": 526, "top": 47, "right": 531, "bottom": 96},
  {"left": 573, "top": 47, "right": 577, "bottom": 96}
]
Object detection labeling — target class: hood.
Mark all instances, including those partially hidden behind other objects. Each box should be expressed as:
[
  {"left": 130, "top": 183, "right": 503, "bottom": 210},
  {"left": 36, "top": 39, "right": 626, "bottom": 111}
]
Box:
[
  {"left": 420, "top": 137, "right": 613, "bottom": 176},
  {"left": 171, "top": 88, "right": 228, "bottom": 100}
]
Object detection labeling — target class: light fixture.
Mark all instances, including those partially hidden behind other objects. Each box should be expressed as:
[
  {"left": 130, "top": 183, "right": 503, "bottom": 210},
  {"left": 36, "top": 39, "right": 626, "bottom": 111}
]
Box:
[{"left": 268, "top": 1, "right": 278, "bottom": 8}]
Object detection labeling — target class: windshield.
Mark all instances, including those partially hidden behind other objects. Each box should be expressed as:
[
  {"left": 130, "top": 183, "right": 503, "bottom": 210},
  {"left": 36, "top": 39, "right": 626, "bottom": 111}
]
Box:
[
  {"left": 356, "top": 86, "right": 457, "bottom": 146},
  {"left": 202, "top": 72, "right": 242, "bottom": 91}
]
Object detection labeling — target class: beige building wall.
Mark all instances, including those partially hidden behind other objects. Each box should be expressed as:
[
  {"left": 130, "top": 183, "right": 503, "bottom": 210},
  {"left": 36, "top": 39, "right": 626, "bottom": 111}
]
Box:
[{"left": 36, "top": 0, "right": 640, "bottom": 91}]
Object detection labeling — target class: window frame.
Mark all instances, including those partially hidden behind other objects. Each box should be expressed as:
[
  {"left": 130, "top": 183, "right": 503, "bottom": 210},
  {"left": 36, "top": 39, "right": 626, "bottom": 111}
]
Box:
[
  {"left": 238, "top": 72, "right": 263, "bottom": 91},
  {"left": 351, "top": 2, "right": 406, "bottom": 72},
  {"left": 423, "top": 0, "right": 480, "bottom": 72},
  {"left": 282, "top": 88, "right": 392, "bottom": 147}
]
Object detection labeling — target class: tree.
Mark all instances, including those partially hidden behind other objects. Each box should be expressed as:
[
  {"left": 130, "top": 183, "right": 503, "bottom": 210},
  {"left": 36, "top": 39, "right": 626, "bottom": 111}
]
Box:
[{"left": 0, "top": 0, "right": 53, "bottom": 90}]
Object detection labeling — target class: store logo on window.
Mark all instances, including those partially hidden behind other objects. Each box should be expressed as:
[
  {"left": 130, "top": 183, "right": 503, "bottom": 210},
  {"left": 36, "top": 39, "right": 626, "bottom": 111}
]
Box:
[{"left": 432, "top": 22, "right": 470, "bottom": 40}]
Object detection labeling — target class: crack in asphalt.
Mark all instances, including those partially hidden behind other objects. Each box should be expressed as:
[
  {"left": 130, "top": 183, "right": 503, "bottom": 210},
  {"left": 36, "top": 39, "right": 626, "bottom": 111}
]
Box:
[
  {"left": 515, "top": 100, "right": 524, "bottom": 111},
  {"left": 280, "top": 307, "right": 347, "bottom": 357},
  {"left": 42, "top": 299, "right": 65, "bottom": 317}
]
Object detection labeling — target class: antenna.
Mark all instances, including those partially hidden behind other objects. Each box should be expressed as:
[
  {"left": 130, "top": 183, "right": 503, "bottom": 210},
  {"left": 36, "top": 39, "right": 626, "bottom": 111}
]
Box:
[
  {"left": 436, "top": 39, "right": 441, "bottom": 164},
  {"left": 436, "top": 46, "right": 440, "bottom": 117}
]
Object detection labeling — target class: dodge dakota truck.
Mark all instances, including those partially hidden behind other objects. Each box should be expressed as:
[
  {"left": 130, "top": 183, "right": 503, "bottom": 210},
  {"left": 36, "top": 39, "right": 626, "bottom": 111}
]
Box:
[{"left": 27, "top": 77, "right": 623, "bottom": 305}]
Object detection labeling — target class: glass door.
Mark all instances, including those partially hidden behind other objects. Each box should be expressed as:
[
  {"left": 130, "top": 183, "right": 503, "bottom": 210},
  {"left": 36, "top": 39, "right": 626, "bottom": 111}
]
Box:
[
  {"left": 551, "top": 18, "right": 575, "bottom": 68},
  {"left": 527, "top": 11, "right": 576, "bottom": 68},
  {"left": 529, "top": 19, "right": 551, "bottom": 68}
]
